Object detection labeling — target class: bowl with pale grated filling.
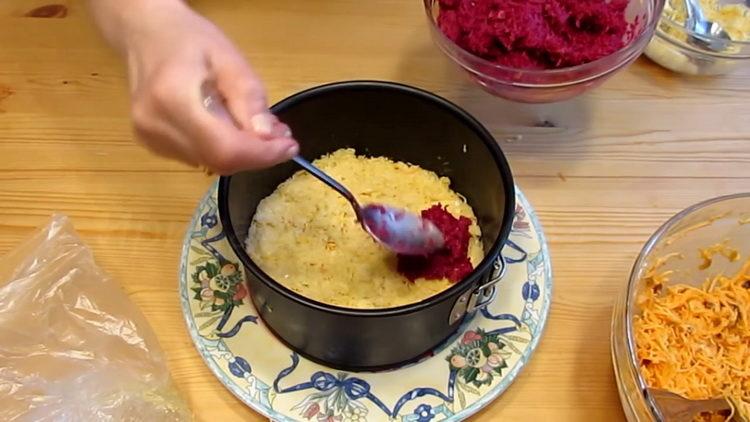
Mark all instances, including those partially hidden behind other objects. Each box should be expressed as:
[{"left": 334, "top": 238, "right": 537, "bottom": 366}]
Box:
[
  {"left": 612, "top": 193, "right": 750, "bottom": 421},
  {"left": 644, "top": 0, "right": 750, "bottom": 75},
  {"left": 218, "top": 81, "right": 516, "bottom": 370}
]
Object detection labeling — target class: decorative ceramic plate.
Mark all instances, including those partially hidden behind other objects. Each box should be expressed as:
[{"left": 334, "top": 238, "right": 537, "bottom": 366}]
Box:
[{"left": 179, "top": 183, "right": 552, "bottom": 422}]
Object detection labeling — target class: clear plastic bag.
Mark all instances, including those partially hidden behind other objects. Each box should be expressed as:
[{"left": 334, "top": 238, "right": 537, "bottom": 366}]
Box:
[{"left": 0, "top": 215, "right": 192, "bottom": 422}]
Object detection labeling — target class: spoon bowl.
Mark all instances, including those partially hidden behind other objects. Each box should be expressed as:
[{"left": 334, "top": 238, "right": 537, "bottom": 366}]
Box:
[
  {"left": 684, "top": 0, "right": 732, "bottom": 52},
  {"left": 361, "top": 204, "right": 445, "bottom": 255},
  {"left": 647, "top": 388, "right": 734, "bottom": 422}
]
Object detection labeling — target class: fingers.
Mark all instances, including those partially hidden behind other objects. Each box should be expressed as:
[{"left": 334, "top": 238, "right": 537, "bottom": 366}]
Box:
[
  {"left": 210, "top": 50, "right": 269, "bottom": 131},
  {"left": 209, "top": 50, "right": 296, "bottom": 142},
  {"left": 128, "top": 31, "right": 298, "bottom": 174},
  {"left": 162, "top": 77, "right": 298, "bottom": 174},
  {"left": 197, "top": 56, "right": 299, "bottom": 173},
  {"left": 187, "top": 107, "right": 299, "bottom": 174},
  {"left": 131, "top": 114, "right": 199, "bottom": 167},
  {"left": 129, "top": 60, "right": 206, "bottom": 167},
  {"left": 250, "top": 113, "right": 293, "bottom": 139}
]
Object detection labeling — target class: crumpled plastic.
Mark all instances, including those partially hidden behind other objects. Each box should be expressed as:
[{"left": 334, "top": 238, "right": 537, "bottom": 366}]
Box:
[{"left": 0, "top": 215, "right": 192, "bottom": 422}]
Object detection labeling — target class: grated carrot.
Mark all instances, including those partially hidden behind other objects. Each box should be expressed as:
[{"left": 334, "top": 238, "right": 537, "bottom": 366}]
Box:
[{"left": 634, "top": 251, "right": 750, "bottom": 422}]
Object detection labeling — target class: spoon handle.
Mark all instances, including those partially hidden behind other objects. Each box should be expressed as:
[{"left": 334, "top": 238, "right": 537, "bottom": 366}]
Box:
[
  {"left": 684, "top": 0, "right": 705, "bottom": 23},
  {"left": 292, "top": 155, "right": 363, "bottom": 221}
]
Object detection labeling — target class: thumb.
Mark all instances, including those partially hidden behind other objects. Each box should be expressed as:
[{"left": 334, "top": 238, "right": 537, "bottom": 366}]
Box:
[
  {"left": 232, "top": 134, "right": 299, "bottom": 171},
  {"left": 196, "top": 98, "right": 298, "bottom": 173},
  {"left": 199, "top": 72, "right": 298, "bottom": 173}
]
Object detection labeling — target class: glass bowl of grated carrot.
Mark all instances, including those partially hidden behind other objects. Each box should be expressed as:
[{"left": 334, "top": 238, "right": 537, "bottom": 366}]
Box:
[{"left": 612, "top": 193, "right": 750, "bottom": 422}]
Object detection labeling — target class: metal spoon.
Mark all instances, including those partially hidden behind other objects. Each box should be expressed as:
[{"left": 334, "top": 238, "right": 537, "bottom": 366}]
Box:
[
  {"left": 684, "top": 0, "right": 732, "bottom": 52},
  {"left": 647, "top": 388, "right": 746, "bottom": 422},
  {"left": 200, "top": 81, "right": 444, "bottom": 256},
  {"left": 292, "top": 156, "right": 445, "bottom": 255}
]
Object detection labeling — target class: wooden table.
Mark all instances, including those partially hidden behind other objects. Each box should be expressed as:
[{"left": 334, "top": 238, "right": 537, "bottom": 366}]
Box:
[{"left": 1, "top": 1, "right": 749, "bottom": 420}]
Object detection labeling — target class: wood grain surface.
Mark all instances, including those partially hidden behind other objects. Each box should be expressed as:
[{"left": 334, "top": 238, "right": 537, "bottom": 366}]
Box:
[{"left": 1, "top": 1, "right": 749, "bottom": 421}]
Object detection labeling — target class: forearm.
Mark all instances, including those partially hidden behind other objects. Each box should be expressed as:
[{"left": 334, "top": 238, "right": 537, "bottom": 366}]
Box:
[{"left": 86, "top": 0, "right": 187, "bottom": 54}]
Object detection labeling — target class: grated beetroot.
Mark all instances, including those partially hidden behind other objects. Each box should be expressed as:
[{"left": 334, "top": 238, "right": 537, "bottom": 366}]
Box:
[
  {"left": 437, "top": 0, "right": 634, "bottom": 70},
  {"left": 397, "top": 204, "right": 474, "bottom": 283}
]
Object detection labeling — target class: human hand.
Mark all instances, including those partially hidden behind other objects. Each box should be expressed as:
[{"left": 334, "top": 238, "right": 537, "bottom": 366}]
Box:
[{"left": 99, "top": 1, "right": 298, "bottom": 174}]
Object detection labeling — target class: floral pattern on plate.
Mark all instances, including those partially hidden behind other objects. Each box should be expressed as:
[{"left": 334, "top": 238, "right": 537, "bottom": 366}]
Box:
[{"left": 179, "top": 184, "right": 552, "bottom": 422}]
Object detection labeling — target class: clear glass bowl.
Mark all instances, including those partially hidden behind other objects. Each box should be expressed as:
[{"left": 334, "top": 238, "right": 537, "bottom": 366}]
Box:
[
  {"left": 644, "top": 0, "right": 750, "bottom": 76},
  {"left": 612, "top": 193, "right": 750, "bottom": 421},
  {"left": 423, "top": 0, "right": 665, "bottom": 103}
]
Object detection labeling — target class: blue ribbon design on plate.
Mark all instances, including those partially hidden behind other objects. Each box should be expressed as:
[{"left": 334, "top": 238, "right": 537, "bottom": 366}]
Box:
[
  {"left": 217, "top": 315, "right": 258, "bottom": 338},
  {"left": 480, "top": 308, "right": 522, "bottom": 327},
  {"left": 503, "top": 239, "right": 528, "bottom": 264},
  {"left": 274, "top": 353, "right": 459, "bottom": 418},
  {"left": 229, "top": 356, "right": 252, "bottom": 377},
  {"left": 194, "top": 189, "right": 540, "bottom": 419}
]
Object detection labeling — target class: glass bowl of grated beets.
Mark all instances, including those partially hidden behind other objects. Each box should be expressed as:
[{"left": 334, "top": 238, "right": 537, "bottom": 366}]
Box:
[{"left": 424, "top": 0, "right": 665, "bottom": 103}]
